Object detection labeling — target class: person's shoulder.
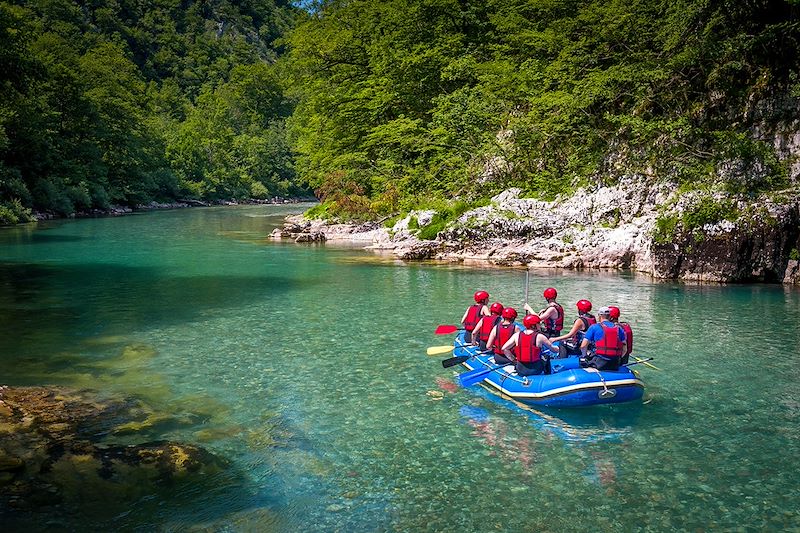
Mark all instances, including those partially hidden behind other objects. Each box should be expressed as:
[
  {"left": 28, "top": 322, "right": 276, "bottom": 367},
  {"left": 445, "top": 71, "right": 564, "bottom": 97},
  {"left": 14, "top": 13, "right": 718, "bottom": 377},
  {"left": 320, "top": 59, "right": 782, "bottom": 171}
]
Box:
[{"left": 585, "top": 323, "right": 602, "bottom": 335}]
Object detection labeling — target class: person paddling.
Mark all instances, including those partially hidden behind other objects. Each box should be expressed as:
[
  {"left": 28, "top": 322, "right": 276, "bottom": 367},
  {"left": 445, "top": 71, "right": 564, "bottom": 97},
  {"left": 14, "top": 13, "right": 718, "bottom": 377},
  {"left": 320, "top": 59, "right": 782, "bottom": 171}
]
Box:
[
  {"left": 524, "top": 287, "right": 563, "bottom": 337},
  {"left": 502, "top": 314, "right": 557, "bottom": 376},
  {"left": 486, "top": 307, "right": 520, "bottom": 366},
  {"left": 461, "top": 290, "right": 490, "bottom": 343},
  {"left": 550, "top": 299, "right": 597, "bottom": 358},
  {"left": 472, "top": 302, "right": 504, "bottom": 351},
  {"left": 607, "top": 305, "right": 633, "bottom": 365},
  {"left": 580, "top": 307, "right": 626, "bottom": 371}
]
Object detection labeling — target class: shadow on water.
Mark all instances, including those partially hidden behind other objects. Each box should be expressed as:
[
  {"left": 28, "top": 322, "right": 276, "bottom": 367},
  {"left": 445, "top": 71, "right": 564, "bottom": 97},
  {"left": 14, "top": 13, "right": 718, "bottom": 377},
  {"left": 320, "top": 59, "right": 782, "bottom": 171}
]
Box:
[
  {"left": 0, "top": 261, "right": 299, "bottom": 360},
  {"left": 459, "top": 395, "right": 647, "bottom": 445},
  {"left": 0, "top": 232, "right": 87, "bottom": 245}
]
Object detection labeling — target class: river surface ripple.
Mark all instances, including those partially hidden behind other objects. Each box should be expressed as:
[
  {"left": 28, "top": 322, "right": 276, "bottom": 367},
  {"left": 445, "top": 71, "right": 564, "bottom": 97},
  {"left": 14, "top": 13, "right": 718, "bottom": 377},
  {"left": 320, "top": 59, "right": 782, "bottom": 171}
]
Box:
[{"left": 1, "top": 204, "right": 799, "bottom": 532}]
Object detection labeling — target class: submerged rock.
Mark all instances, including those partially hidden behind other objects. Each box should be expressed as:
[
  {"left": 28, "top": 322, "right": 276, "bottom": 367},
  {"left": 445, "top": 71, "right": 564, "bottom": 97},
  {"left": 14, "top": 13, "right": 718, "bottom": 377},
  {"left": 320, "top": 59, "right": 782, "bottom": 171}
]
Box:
[{"left": 0, "top": 386, "right": 229, "bottom": 519}]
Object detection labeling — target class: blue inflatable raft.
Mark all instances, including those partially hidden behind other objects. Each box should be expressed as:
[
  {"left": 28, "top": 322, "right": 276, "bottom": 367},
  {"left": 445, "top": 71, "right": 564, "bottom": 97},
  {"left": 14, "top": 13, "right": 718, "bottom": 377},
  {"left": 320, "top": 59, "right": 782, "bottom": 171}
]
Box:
[{"left": 452, "top": 332, "right": 644, "bottom": 408}]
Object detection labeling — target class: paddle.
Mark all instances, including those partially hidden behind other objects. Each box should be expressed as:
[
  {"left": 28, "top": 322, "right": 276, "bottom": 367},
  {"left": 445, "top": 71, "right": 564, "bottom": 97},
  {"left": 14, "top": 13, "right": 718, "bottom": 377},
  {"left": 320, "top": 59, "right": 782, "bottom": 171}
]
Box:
[
  {"left": 524, "top": 268, "right": 529, "bottom": 307},
  {"left": 459, "top": 362, "right": 512, "bottom": 388},
  {"left": 441, "top": 355, "right": 470, "bottom": 368},
  {"left": 427, "top": 345, "right": 459, "bottom": 356},
  {"left": 442, "top": 349, "right": 492, "bottom": 368},
  {"left": 632, "top": 356, "right": 661, "bottom": 370},
  {"left": 435, "top": 324, "right": 462, "bottom": 335},
  {"left": 624, "top": 357, "right": 655, "bottom": 368}
]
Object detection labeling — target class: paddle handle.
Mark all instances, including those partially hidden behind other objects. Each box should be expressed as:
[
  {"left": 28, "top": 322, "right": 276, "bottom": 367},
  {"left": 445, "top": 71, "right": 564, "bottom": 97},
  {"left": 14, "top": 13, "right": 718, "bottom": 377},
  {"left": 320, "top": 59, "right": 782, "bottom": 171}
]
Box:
[{"left": 524, "top": 269, "right": 529, "bottom": 306}]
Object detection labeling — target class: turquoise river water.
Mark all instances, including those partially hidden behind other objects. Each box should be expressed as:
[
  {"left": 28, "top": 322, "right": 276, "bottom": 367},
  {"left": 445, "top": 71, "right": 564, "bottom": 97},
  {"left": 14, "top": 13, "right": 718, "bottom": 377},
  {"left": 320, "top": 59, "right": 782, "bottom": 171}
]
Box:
[{"left": 1, "top": 204, "right": 799, "bottom": 532}]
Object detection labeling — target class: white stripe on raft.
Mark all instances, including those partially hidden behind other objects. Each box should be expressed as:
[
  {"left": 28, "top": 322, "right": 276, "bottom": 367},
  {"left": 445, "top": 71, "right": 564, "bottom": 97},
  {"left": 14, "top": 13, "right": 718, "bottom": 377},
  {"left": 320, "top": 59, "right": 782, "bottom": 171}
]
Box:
[
  {"left": 481, "top": 377, "right": 645, "bottom": 399},
  {"left": 460, "top": 360, "right": 643, "bottom": 399}
]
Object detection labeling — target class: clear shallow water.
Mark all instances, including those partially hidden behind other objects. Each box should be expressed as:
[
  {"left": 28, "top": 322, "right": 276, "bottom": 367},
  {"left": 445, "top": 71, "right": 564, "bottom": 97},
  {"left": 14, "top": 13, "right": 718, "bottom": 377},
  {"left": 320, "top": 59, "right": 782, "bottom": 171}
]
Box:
[{"left": 1, "top": 205, "right": 799, "bottom": 531}]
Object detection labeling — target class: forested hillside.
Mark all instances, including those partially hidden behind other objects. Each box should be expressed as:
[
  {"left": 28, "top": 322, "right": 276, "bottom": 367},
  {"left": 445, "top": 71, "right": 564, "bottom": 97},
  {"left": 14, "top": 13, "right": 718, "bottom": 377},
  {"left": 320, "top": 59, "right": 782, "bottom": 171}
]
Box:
[
  {"left": 0, "top": 0, "right": 300, "bottom": 223},
  {"left": 285, "top": 0, "right": 800, "bottom": 222},
  {"left": 2, "top": 0, "right": 799, "bottom": 226}
]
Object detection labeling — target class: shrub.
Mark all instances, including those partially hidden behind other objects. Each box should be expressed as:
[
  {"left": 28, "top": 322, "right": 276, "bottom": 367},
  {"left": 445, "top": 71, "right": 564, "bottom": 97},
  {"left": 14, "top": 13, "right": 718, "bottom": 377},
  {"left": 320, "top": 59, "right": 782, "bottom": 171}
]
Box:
[
  {"left": 0, "top": 199, "right": 33, "bottom": 225},
  {"left": 681, "top": 198, "right": 737, "bottom": 231},
  {"left": 250, "top": 181, "right": 270, "bottom": 199},
  {"left": 653, "top": 214, "right": 678, "bottom": 244},
  {"left": 416, "top": 201, "right": 476, "bottom": 241}
]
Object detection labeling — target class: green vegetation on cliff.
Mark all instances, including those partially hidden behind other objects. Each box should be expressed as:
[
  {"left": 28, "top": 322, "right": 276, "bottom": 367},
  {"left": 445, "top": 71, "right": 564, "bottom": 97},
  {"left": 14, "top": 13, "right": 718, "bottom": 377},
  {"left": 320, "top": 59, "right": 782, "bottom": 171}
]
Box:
[
  {"left": 285, "top": 0, "right": 800, "bottom": 220},
  {"left": 2, "top": 0, "right": 799, "bottom": 224}
]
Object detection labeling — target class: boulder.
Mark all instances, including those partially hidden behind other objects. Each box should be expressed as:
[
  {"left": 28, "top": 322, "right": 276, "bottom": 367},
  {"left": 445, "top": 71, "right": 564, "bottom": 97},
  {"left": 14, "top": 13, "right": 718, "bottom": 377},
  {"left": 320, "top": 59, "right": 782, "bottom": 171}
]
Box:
[{"left": 294, "top": 232, "right": 327, "bottom": 243}]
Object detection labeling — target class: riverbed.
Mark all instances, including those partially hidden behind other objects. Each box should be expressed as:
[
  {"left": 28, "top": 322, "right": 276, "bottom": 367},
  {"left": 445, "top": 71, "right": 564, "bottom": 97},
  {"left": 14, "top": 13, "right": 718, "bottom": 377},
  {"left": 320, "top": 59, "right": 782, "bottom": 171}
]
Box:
[{"left": 1, "top": 204, "right": 799, "bottom": 531}]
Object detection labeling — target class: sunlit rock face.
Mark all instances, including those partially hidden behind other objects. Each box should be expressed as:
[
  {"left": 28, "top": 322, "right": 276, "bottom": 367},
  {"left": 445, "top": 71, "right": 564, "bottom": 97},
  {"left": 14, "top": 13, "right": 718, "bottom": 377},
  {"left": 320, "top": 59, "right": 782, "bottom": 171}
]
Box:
[{"left": 277, "top": 178, "right": 800, "bottom": 283}]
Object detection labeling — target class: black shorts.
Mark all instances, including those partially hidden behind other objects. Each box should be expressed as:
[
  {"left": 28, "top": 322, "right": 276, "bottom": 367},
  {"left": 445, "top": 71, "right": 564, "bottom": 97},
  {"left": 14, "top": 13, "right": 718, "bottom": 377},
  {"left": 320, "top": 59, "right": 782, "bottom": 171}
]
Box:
[
  {"left": 515, "top": 360, "right": 545, "bottom": 376},
  {"left": 493, "top": 353, "right": 513, "bottom": 365},
  {"left": 585, "top": 355, "right": 620, "bottom": 371}
]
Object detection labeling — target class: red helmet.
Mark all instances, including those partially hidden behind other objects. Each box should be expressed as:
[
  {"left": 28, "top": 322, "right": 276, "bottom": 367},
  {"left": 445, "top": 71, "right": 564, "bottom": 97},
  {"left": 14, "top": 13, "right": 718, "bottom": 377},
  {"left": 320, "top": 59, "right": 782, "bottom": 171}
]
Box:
[
  {"left": 489, "top": 302, "right": 504, "bottom": 315},
  {"left": 543, "top": 287, "right": 557, "bottom": 300},
  {"left": 501, "top": 307, "right": 518, "bottom": 320},
  {"left": 608, "top": 306, "right": 621, "bottom": 319},
  {"left": 474, "top": 290, "right": 489, "bottom": 303},
  {"left": 576, "top": 299, "right": 592, "bottom": 313},
  {"left": 523, "top": 314, "right": 540, "bottom": 328}
]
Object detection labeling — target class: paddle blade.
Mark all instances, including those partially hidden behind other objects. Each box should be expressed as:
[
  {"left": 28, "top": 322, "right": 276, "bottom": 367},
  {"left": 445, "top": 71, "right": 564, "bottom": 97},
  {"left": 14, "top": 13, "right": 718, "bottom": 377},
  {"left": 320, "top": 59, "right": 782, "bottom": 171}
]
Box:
[
  {"left": 427, "top": 345, "right": 455, "bottom": 356},
  {"left": 435, "top": 325, "right": 459, "bottom": 335},
  {"left": 442, "top": 355, "right": 469, "bottom": 368},
  {"left": 458, "top": 367, "right": 494, "bottom": 388}
]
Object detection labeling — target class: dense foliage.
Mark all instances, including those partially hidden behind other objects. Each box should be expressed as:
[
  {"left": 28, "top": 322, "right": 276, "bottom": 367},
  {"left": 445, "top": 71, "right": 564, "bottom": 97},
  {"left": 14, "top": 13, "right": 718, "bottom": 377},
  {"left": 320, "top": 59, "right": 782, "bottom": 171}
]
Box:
[
  {"left": 0, "top": 0, "right": 300, "bottom": 223},
  {"left": 285, "top": 0, "right": 800, "bottom": 220},
  {"left": 2, "top": 0, "right": 799, "bottom": 225}
]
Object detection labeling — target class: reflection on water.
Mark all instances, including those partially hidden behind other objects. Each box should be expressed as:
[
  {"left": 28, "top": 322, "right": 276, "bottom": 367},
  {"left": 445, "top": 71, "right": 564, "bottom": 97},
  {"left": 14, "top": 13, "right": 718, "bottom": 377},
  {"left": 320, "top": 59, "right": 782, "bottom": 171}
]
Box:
[{"left": 0, "top": 204, "right": 799, "bottom": 531}]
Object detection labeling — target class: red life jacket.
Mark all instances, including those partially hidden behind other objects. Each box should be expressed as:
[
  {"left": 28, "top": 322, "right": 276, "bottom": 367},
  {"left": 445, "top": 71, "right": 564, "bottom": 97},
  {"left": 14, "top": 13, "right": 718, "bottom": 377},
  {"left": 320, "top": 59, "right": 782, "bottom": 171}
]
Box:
[
  {"left": 478, "top": 315, "right": 501, "bottom": 342},
  {"left": 515, "top": 331, "right": 542, "bottom": 363},
  {"left": 620, "top": 322, "right": 633, "bottom": 356},
  {"left": 571, "top": 313, "right": 596, "bottom": 343},
  {"left": 493, "top": 322, "right": 516, "bottom": 355},
  {"left": 545, "top": 302, "right": 564, "bottom": 334},
  {"left": 579, "top": 313, "right": 597, "bottom": 330},
  {"left": 463, "top": 304, "right": 482, "bottom": 331},
  {"left": 595, "top": 322, "right": 623, "bottom": 358}
]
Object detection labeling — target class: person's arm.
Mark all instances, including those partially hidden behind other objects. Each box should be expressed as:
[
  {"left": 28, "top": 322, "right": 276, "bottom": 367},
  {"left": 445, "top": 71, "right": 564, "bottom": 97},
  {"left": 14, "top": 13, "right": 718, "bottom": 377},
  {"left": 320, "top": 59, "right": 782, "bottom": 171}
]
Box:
[
  {"left": 485, "top": 328, "right": 497, "bottom": 353},
  {"left": 481, "top": 304, "right": 491, "bottom": 316},
  {"left": 502, "top": 332, "right": 519, "bottom": 360},
  {"left": 580, "top": 325, "right": 598, "bottom": 357},
  {"left": 551, "top": 319, "right": 581, "bottom": 342},
  {"left": 471, "top": 317, "right": 483, "bottom": 344},
  {"left": 538, "top": 334, "right": 556, "bottom": 353},
  {"left": 580, "top": 337, "right": 590, "bottom": 357},
  {"left": 538, "top": 306, "right": 556, "bottom": 323},
  {"left": 460, "top": 307, "right": 469, "bottom": 325},
  {"left": 523, "top": 303, "right": 534, "bottom": 315}
]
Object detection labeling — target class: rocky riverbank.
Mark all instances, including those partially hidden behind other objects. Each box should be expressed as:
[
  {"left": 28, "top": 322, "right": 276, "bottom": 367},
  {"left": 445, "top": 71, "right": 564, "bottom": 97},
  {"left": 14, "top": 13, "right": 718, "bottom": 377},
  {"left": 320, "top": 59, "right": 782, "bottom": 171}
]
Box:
[
  {"left": 272, "top": 178, "right": 800, "bottom": 284},
  {"left": 0, "top": 385, "right": 232, "bottom": 527}
]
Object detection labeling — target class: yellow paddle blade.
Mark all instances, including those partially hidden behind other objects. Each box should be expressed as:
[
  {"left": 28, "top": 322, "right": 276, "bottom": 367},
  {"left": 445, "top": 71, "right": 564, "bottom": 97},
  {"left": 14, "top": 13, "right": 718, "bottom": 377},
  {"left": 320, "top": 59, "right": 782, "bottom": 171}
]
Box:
[
  {"left": 427, "top": 345, "right": 455, "bottom": 356},
  {"left": 633, "top": 356, "right": 662, "bottom": 371}
]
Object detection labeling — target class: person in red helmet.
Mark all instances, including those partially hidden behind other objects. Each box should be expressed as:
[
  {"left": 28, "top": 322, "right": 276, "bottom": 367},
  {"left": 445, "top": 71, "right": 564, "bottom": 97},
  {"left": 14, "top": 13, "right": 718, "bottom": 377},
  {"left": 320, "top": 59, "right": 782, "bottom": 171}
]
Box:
[
  {"left": 524, "top": 287, "right": 564, "bottom": 338},
  {"left": 501, "top": 314, "right": 557, "bottom": 376},
  {"left": 471, "top": 302, "right": 504, "bottom": 351},
  {"left": 486, "top": 307, "right": 520, "bottom": 365},
  {"left": 607, "top": 305, "right": 633, "bottom": 365},
  {"left": 461, "top": 290, "right": 490, "bottom": 343},
  {"left": 580, "top": 307, "right": 626, "bottom": 371},
  {"left": 550, "top": 299, "right": 597, "bottom": 358}
]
